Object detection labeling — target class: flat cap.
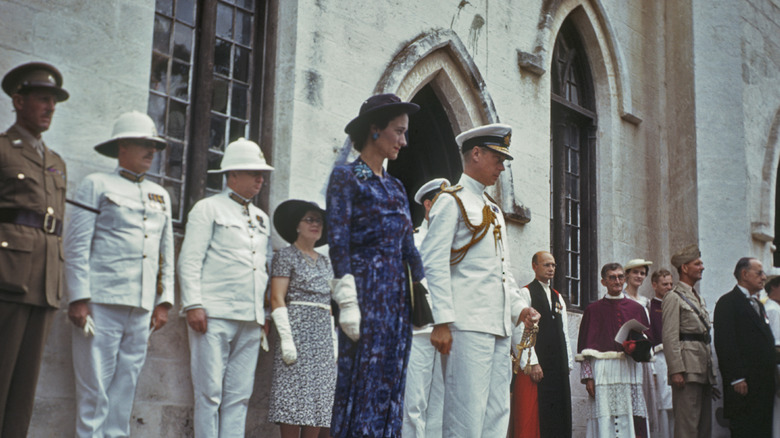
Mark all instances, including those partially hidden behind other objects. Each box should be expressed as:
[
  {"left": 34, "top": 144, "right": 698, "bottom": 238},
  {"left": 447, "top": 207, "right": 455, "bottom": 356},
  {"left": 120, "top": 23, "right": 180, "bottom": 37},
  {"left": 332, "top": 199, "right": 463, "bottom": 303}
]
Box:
[{"left": 671, "top": 244, "right": 701, "bottom": 268}]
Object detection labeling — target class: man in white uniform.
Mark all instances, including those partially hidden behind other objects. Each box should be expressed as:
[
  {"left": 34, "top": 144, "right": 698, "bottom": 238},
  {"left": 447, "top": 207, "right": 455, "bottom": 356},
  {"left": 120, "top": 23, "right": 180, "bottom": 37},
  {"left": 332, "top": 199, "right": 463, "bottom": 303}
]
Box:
[
  {"left": 178, "top": 138, "right": 273, "bottom": 438},
  {"left": 422, "top": 123, "right": 538, "bottom": 437},
  {"left": 65, "top": 111, "right": 174, "bottom": 438},
  {"left": 648, "top": 269, "right": 674, "bottom": 437},
  {"left": 762, "top": 269, "right": 780, "bottom": 436},
  {"left": 402, "top": 177, "right": 448, "bottom": 438}
]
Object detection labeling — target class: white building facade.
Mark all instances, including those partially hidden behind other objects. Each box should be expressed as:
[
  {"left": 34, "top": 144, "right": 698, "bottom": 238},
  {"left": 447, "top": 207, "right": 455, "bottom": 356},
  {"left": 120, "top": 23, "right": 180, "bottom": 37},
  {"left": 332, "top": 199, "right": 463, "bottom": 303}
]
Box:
[{"left": 2, "top": 0, "right": 779, "bottom": 436}]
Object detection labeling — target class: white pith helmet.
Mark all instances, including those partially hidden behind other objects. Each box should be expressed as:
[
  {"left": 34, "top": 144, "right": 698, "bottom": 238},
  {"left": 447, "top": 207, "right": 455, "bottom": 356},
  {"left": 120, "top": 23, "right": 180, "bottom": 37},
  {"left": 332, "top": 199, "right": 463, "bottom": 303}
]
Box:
[
  {"left": 208, "top": 137, "right": 274, "bottom": 173},
  {"left": 94, "top": 111, "right": 166, "bottom": 158}
]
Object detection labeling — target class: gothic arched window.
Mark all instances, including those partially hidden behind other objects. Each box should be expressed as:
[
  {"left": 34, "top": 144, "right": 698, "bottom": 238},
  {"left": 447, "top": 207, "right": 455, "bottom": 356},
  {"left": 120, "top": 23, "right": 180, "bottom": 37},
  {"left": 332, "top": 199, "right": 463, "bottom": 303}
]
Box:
[{"left": 551, "top": 18, "right": 597, "bottom": 307}]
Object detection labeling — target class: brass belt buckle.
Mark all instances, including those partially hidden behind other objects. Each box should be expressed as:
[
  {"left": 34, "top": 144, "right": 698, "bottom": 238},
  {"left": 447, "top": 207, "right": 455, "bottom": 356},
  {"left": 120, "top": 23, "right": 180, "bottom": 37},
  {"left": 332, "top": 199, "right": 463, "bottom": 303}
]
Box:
[{"left": 43, "top": 212, "right": 57, "bottom": 234}]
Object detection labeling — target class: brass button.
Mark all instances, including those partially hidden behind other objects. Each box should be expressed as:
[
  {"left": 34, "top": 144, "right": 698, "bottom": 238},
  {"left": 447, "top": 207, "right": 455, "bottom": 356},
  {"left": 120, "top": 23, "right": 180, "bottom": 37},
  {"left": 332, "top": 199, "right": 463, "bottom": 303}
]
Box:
[
  {"left": 143, "top": 254, "right": 147, "bottom": 258},
  {"left": 17, "top": 173, "right": 25, "bottom": 180},
  {"left": 143, "top": 216, "right": 147, "bottom": 221},
  {"left": 253, "top": 267, "right": 257, "bottom": 271},
  {"left": 47, "top": 206, "right": 54, "bottom": 214},
  {"left": 1, "top": 241, "right": 7, "bottom": 248},
  {"left": 252, "top": 251, "right": 256, "bottom": 254},
  {"left": 144, "top": 234, "right": 148, "bottom": 238}
]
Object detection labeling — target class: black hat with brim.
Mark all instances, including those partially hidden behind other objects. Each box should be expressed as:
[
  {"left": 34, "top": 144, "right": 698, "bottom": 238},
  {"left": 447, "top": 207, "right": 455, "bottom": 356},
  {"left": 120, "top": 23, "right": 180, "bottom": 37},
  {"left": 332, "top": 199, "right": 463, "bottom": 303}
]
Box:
[
  {"left": 344, "top": 93, "right": 420, "bottom": 136},
  {"left": 273, "top": 200, "right": 328, "bottom": 247}
]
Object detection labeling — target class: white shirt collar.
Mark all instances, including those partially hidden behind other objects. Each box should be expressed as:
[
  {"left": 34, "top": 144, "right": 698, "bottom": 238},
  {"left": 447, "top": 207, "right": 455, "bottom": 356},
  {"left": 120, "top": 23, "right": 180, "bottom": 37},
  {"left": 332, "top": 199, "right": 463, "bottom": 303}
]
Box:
[
  {"left": 737, "top": 284, "right": 757, "bottom": 298},
  {"left": 459, "top": 173, "right": 487, "bottom": 195}
]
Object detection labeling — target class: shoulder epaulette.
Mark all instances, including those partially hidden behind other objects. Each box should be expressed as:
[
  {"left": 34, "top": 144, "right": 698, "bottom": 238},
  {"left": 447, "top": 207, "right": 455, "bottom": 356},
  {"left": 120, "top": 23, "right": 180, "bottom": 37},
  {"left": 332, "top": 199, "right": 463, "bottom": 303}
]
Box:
[
  {"left": 484, "top": 192, "right": 498, "bottom": 205},
  {"left": 430, "top": 184, "right": 461, "bottom": 207}
]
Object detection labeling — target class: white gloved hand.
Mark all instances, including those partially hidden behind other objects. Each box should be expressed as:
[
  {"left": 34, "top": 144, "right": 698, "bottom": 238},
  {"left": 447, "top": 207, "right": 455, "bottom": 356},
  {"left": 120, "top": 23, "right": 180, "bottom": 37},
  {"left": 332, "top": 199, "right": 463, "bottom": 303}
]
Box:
[
  {"left": 330, "top": 274, "right": 361, "bottom": 342},
  {"left": 83, "top": 315, "right": 96, "bottom": 337},
  {"left": 271, "top": 307, "right": 297, "bottom": 364},
  {"left": 260, "top": 329, "right": 269, "bottom": 352}
]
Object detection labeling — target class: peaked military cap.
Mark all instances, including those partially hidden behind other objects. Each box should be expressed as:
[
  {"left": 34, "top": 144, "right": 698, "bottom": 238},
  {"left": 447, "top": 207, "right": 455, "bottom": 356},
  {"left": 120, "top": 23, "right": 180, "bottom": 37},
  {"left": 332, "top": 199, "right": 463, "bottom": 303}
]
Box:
[
  {"left": 2, "top": 62, "right": 69, "bottom": 102},
  {"left": 456, "top": 123, "right": 514, "bottom": 160}
]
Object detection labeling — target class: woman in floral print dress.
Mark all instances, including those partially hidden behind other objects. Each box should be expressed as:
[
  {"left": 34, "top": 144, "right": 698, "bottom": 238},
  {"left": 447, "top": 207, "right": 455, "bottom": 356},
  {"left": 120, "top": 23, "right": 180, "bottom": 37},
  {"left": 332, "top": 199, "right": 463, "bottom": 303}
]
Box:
[
  {"left": 327, "top": 94, "right": 425, "bottom": 438},
  {"left": 268, "top": 200, "right": 335, "bottom": 438}
]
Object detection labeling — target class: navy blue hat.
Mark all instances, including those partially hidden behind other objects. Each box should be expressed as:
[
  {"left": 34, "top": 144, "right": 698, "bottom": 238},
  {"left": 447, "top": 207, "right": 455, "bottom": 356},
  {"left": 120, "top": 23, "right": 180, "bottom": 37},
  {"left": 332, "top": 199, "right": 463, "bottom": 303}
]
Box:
[
  {"left": 344, "top": 93, "right": 420, "bottom": 135},
  {"left": 273, "top": 200, "right": 328, "bottom": 247}
]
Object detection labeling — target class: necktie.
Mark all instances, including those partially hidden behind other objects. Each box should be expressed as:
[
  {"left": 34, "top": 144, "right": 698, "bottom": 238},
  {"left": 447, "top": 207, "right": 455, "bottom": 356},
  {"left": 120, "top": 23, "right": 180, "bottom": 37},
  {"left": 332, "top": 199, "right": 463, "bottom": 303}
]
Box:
[{"left": 750, "top": 296, "right": 762, "bottom": 317}]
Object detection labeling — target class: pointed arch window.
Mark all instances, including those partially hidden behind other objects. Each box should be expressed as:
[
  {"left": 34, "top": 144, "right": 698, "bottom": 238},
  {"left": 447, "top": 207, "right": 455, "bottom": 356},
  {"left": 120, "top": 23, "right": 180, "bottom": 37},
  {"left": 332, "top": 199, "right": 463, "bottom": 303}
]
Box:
[{"left": 551, "top": 18, "right": 597, "bottom": 308}]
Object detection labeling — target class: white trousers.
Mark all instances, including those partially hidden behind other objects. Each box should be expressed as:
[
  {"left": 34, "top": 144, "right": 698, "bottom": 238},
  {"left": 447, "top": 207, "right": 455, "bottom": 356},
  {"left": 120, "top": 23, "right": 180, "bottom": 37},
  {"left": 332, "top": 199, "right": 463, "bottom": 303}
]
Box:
[
  {"left": 653, "top": 351, "right": 674, "bottom": 437},
  {"left": 402, "top": 331, "right": 444, "bottom": 438},
  {"left": 72, "top": 303, "right": 151, "bottom": 438},
  {"left": 441, "top": 330, "right": 511, "bottom": 438},
  {"left": 188, "top": 318, "right": 261, "bottom": 438}
]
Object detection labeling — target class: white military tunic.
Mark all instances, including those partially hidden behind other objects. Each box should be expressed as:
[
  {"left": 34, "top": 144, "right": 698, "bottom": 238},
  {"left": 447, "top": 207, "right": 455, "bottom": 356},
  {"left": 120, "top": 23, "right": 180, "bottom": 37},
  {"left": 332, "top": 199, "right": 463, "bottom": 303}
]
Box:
[
  {"left": 177, "top": 189, "right": 269, "bottom": 438},
  {"left": 403, "top": 221, "right": 444, "bottom": 438},
  {"left": 64, "top": 167, "right": 174, "bottom": 438},
  {"left": 421, "top": 173, "right": 529, "bottom": 437}
]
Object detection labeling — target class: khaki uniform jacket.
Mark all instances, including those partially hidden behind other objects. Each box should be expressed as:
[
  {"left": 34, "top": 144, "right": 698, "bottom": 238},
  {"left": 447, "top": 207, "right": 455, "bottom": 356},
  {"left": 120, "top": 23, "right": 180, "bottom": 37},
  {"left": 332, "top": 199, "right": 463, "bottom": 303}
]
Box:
[
  {"left": 661, "top": 281, "right": 717, "bottom": 384},
  {"left": 0, "top": 125, "right": 66, "bottom": 308}
]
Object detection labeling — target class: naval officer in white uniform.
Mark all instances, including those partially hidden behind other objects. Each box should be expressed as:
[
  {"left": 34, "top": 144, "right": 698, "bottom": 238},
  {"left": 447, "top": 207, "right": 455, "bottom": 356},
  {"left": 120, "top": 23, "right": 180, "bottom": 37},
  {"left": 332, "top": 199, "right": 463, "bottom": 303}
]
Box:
[
  {"left": 421, "top": 123, "right": 539, "bottom": 437},
  {"left": 402, "top": 177, "right": 448, "bottom": 438},
  {"left": 178, "top": 138, "right": 273, "bottom": 438},
  {"left": 65, "top": 111, "right": 174, "bottom": 438}
]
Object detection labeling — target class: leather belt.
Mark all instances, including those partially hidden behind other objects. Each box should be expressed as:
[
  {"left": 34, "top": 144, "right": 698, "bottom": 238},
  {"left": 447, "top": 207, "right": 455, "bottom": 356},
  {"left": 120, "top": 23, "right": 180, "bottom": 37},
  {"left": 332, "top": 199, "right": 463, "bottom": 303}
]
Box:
[
  {"left": 680, "top": 332, "right": 711, "bottom": 344},
  {"left": 0, "top": 208, "right": 62, "bottom": 236}
]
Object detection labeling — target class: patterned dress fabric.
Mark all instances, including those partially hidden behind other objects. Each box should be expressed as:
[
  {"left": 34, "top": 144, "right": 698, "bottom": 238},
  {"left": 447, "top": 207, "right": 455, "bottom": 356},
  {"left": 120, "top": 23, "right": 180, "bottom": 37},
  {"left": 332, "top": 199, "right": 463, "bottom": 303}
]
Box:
[
  {"left": 268, "top": 245, "right": 336, "bottom": 427},
  {"left": 326, "top": 158, "right": 425, "bottom": 438}
]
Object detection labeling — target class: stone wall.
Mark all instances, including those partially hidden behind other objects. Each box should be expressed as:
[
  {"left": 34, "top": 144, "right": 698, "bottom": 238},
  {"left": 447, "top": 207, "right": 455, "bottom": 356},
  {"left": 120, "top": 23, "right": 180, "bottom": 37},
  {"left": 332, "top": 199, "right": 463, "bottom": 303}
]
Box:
[{"left": 1, "top": 0, "right": 779, "bottom": 436}]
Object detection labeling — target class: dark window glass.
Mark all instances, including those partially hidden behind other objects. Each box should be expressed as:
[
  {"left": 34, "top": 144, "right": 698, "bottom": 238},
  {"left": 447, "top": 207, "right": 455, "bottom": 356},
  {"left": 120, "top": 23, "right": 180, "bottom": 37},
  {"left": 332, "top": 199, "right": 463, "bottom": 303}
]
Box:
[
  {"left": 551, "top": 18, "right": 596, "bottom": 308},
  {"left": 148, "top": 0, "right": 265, "bottom": 221}
]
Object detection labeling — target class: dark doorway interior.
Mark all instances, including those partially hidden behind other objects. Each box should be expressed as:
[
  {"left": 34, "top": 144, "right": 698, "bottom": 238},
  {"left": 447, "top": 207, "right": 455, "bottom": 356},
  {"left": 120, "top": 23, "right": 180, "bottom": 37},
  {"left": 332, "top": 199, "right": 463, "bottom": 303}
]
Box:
[{"left": 388, "top": 84, "right": 462, "bottom": 227}]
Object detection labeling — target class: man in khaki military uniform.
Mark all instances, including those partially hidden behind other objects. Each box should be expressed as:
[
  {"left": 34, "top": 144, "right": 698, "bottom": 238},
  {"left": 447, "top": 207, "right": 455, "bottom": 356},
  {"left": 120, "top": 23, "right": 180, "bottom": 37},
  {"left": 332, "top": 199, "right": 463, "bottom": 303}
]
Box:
[
  {"left": 661, "top": 244, "right": 718, "bottom": 438},
  {"left": 0, "top": 62, "right": 69, "bottom": 438}
]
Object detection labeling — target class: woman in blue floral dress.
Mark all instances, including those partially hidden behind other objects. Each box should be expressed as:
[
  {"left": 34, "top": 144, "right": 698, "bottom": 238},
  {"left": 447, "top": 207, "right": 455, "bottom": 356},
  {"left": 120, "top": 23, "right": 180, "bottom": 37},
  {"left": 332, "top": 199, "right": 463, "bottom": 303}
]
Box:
[{"left": 327, "top": 94, "right": 425, "bottom": 437}]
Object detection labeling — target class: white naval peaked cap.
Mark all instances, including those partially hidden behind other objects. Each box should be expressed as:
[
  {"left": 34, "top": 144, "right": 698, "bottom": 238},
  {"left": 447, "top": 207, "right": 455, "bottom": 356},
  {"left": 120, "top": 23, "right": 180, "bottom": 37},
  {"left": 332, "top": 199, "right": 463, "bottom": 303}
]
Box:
[
  {"left": 413, "top": 177, "right": 450, "bottom": 205},
  {"left": 455, "top": 123, "right": 514, "bottom": 160},
  {"left": 208, "top": 137, "right": 274, "bottom": 173},
  {"left": 94, "top": 111, "right": 167, "bottom": 158}
]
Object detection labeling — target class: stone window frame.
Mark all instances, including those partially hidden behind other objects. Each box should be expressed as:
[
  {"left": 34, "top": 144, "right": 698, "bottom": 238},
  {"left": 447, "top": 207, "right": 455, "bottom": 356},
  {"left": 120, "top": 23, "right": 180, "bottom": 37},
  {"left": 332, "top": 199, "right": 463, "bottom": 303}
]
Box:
[{"left": 550, "top": 17, "right": 598, "bottom": 309}]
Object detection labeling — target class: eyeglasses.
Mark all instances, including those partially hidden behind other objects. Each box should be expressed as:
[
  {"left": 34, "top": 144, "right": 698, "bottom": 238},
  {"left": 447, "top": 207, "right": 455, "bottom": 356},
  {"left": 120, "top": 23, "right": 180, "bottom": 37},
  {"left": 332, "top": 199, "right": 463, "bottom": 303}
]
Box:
[
  {"left": 605, "top": 274, "right": 625, "bottom": 282},
  {"left": 301, "top": 216, "right": 323, "bottom": 225}
]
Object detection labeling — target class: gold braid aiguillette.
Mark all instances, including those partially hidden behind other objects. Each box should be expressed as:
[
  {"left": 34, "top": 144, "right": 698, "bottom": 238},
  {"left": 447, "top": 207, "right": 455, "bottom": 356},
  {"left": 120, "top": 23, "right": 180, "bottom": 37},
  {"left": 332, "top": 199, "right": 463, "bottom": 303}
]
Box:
[{"left": 512, "top": 323, "right": 539, "bottom": 375}]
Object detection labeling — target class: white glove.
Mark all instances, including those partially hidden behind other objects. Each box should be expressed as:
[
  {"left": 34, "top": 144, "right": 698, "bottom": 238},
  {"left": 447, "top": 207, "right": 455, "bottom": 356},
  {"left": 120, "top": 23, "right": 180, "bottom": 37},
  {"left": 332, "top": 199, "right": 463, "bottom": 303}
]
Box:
[
  {"left": 271, "top": 307, "right": 297, "bottom": 364},
  {"left": 260, "top": 329, "right": 269, "bottom": 352},
  {"left": 330, "top": 274, "right": 361, "bottom": 342},
  {"left": 82, "top": 315, "right": 96, "bottom": 337}
]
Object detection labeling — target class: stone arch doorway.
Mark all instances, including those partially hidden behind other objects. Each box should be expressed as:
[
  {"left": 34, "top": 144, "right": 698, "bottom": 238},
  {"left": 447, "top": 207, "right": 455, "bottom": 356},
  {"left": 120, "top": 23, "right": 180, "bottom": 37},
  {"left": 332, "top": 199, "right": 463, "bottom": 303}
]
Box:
[
  {"left": 388, "top": 84, "right": 462, "bottom": 227},
  {"left": 374, "top": 29, "right": 531, "bottom": 225}
]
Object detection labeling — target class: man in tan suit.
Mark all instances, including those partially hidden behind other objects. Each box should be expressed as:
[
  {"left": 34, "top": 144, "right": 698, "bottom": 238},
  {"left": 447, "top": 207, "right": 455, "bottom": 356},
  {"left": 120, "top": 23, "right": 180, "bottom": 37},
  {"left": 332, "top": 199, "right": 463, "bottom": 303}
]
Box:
[
  {"left": 0, "top": 62, "right": 69, "bottom": 438},
  {"left": 661, "top": 244, "right": 719, "bottom": 438}
]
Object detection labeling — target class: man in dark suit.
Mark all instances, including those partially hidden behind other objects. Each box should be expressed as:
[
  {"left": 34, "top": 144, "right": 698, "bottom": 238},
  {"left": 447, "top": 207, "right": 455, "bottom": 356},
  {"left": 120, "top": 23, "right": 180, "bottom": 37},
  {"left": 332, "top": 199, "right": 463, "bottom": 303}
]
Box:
[
  {"left": 714, "top": 257, "right": 776, "bottom": 437},
  {"left": 0, "top": 62, "right": 68, "bottom": 438}
]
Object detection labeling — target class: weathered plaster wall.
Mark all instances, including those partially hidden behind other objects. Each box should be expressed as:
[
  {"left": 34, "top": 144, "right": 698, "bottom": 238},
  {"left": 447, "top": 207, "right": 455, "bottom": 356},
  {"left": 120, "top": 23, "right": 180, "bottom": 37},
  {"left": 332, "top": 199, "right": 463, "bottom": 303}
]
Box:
[{"left": 2, "top": 0, "right": 779, "bottom": 436}]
